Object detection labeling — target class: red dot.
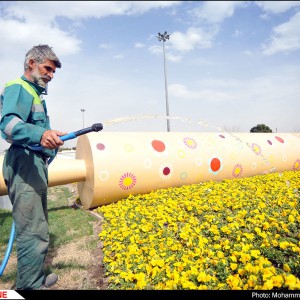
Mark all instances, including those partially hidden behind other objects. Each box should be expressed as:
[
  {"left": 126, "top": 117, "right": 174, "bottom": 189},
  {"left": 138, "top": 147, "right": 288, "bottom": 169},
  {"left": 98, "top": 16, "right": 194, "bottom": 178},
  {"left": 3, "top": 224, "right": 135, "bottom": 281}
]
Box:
[
  {"left": 96, "top": 143, "right": 105, "bottom": 150},
  {"left": 210, "top": 158, "right": 221, "bottom": 172},
  {"left": 152, "top": 140, "right": 165, "bottom": 152},
  {"left": 163, "top": 167, "right": 170, "bottom": 175},
  {"left": 275, "top": 136, "right": 284, "bottom": 143}
]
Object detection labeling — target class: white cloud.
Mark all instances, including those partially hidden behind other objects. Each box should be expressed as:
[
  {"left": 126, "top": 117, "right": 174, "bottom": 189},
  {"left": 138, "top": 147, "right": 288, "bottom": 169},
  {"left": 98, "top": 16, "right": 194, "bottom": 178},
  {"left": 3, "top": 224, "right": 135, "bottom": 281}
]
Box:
[
  {"left": 262, "top": 11, "right": 300, "bottom": 55},
  {"left": 0, "top": 1, "right": 180, "bottom": 59},
  {"left": 134, "top": 43, "right": 146, "bottom": 48},
  {"left": 169, "top": 67, "right": 300, "bottom": 111},
  {"left": 255, "top": 1, "right": 300, "bottom": 14},
  {"left": 169, "top": 26, "right": 219, "bottom": 52},
  {"left": 166, "top": 53, "right": 182, "bottom": 62},
  {"left": 99, "top": 43, "right": 114, "bottom": 49},
  {"left": 113, "top": 54, "right": 124, "bottom": 60},
  {"left": 0, "top": 19, "right": 81, "bottom": 58},
  {"left": 190, "top": 1, "right": 247, "bottom": 24},
  {"left": 4, "top": 1, "right": 181, "bottom": 22},
  {"left": 148, "top": 45, "right": 162, "bottom": 55},
  {"left": 169, "top": 83, "right": 239, "bottom": 102},
  {"left": 148, "top": 44, "right": 182, "bottom": 62}
]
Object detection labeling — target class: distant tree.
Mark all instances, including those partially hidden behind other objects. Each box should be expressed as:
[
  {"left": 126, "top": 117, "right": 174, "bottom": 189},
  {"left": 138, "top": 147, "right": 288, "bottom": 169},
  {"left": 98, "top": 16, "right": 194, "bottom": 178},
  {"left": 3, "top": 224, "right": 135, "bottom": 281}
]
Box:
[{"left": 250, "top": 124, "right": 272, "bottom": 133}]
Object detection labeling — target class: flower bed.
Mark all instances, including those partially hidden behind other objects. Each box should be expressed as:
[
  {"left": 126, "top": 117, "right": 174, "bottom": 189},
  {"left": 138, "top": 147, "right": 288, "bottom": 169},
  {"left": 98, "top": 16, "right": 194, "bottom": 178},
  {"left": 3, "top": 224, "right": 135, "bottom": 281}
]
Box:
[{"left": 96, "top": 171, "right": 300, "bottom": 290}]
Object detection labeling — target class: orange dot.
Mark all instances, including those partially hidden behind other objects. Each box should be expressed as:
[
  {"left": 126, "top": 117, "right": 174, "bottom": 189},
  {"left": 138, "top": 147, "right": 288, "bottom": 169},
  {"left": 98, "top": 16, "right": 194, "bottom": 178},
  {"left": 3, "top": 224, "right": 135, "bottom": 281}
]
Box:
[
  {"left": 152, "top": 140, "right": 165, "bottom": 152},
  {"left": 210, "top": 158, "right": 221, "bottom": 172}
]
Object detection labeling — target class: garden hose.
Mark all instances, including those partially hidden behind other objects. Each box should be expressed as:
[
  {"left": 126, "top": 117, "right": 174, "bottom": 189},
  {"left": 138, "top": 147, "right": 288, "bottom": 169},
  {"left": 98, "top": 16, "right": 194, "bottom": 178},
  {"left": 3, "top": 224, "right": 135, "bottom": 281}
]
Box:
[{"left": 0, "top": 123, "right": 103, "bottom": 276}]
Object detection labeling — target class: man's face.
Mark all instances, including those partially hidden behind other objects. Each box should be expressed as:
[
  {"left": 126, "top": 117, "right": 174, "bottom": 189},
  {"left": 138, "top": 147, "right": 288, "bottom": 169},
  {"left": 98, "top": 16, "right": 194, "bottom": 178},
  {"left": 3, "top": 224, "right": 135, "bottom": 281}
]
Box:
[{"left": 30, "top": 58, "right": 57, "bottom": 88}]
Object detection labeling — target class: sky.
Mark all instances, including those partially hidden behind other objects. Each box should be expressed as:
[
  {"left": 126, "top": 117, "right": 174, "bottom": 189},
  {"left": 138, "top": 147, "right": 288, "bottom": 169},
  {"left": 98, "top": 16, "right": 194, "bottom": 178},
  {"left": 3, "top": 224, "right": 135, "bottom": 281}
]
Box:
[{"left": 0, "top": 1, "right": 300, "bottom": 149}]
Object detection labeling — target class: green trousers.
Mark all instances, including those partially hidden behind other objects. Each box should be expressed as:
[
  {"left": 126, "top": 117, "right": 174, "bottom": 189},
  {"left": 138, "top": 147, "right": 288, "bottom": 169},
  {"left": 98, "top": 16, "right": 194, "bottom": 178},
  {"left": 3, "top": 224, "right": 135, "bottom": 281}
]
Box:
[{"left": 3, "top": 146, "right": 49, "bottom": 290}]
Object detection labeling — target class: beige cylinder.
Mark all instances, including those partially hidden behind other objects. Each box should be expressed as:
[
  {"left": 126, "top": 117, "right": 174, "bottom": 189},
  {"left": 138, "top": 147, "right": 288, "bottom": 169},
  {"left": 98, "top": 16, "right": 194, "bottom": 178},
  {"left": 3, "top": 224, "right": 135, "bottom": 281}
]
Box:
[
  {"left": 75, "top": 132, "right": 300, "bottom": 209},
  {"left": 0, "top": 132, "right": 299, "bottom": 209},
  {"left": 0, "top": 155, "right": 87, "bottom": 196}
]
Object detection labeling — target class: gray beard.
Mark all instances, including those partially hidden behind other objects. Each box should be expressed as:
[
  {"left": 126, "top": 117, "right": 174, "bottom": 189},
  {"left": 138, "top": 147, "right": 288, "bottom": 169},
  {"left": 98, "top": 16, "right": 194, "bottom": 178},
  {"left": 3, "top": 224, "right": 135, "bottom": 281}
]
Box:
[{"left": 31, "top": 69, "right": 47, "bottom": 88}]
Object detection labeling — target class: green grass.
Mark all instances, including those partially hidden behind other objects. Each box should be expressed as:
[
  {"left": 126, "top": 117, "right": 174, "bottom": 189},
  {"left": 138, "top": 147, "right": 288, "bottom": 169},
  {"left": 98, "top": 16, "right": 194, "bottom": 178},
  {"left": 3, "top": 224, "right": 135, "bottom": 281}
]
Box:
[
  {"left": 0, "top": 185, "right": 99, "bottom": 285},
  {"left": 47, "top": 186, "right": 97, "bottom": 249}
]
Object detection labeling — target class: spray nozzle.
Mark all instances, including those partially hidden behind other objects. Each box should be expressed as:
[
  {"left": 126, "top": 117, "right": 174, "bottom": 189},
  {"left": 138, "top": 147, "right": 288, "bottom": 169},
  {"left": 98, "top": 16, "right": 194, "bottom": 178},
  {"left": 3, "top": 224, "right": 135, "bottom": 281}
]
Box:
[{"left": 92, "top": 123, "right": 103, "bottom": 132}]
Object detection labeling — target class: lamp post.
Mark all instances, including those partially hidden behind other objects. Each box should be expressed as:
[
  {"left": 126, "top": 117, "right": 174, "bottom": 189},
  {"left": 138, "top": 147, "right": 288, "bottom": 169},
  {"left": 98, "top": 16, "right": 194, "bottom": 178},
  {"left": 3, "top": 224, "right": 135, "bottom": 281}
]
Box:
[
  {"left": 157, "top": 31, "right": 171, "bottom": 132},
  {"left": 80, "top": 108, "right": 85, "bottom": 128}
]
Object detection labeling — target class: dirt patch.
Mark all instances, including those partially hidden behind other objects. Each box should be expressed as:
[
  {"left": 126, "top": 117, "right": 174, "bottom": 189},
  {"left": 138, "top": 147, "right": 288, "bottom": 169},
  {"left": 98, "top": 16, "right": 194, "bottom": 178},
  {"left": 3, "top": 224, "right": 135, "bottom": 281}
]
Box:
[{"left": 46, "top": 218, "right": 108, "bottom": 290}]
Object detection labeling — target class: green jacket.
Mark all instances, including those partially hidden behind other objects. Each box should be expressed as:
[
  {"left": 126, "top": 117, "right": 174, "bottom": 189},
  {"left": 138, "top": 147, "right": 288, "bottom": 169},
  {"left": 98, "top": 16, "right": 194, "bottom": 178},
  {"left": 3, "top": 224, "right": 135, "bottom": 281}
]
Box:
[{"left": 0, "top": 75, "right": 55, "bottom": 157}]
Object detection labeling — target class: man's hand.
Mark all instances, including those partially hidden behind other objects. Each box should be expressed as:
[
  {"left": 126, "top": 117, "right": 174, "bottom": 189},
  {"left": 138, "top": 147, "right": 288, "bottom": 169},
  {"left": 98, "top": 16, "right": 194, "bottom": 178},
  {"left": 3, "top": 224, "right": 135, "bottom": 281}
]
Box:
[{"left": 40, "top": 130, "right": 67, "bottom": 150}]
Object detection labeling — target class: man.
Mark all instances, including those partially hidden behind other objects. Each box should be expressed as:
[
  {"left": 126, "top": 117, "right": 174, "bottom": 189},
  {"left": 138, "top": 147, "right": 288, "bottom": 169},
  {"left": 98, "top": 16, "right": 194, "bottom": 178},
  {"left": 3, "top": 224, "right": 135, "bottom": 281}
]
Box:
[{"left": 0, "top": 45, "right": 66, "bottom": 290}]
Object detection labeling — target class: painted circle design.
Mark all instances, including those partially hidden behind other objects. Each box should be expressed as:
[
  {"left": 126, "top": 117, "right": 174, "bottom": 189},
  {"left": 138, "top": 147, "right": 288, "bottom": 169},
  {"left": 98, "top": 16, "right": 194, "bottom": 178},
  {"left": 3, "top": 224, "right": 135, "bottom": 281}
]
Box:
[
  {"left": 96, "top": 143, "right": 105, "bottom": 150},
  {"left": 119, "top": 172, "right": 137, "bottom": 190},
  {"left": 180, "top": 172, "right": 187, "bottom": 180},
  {"left": 275, "top": 136, "right": 284, "bottom": 143},
  {"left": 232, "top": 164, "right": 243, "bottom": 177},
  {"left": 183, "top": 137, "right": 197, "bottom": 149},
  {"left": 151, "top": 140, "right": 165, "bottom": 152},
  {"left": 144, "top": 158, "right": 152, "bottom": 168},
  {"left": 163, "top": 167, "right": 170, "bottom": 176},
  {"left": 251, "top": 143, "right": 262, "bottom": 156},
  {"left": 210, "top": 158, "right": 221, "bottom": 172},
  {"left": 293, "top": 159, "right": 300, "bottom": 170},
  {"left": 159, "top": 163, "right": 173, "bottom": 180},
  {"left": 124, "top": 144, "right": 133, "bottom": 152},
  {"left": 99, "top": 171, "right": 109, "bottom": 181},
  {"left": 178, "top": 149, "right": 186, "bottom": 158}
]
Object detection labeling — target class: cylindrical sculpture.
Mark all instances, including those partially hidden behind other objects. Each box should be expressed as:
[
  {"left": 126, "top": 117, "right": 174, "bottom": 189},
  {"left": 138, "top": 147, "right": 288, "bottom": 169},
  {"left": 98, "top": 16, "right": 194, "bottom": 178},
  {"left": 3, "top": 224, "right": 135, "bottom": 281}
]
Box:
[{"left": 0, "top": 132, "right": 299, "bottom": 209}]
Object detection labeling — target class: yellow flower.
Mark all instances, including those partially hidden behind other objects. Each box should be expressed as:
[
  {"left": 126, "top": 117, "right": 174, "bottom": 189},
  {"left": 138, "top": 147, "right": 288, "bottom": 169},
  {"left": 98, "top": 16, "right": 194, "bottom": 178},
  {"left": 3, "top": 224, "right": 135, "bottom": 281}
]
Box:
[
  {"left": 238, "top": 268, "right": 246, "bottom": 276},
  {"left": 279, "top": 241, "right": 290, "bottom": 250},
  {"left": 217, "top": 251, "right": 224, "bottom": 259},
  {"left": 285, "top": 274, "right": 299, "bottom": 289},
  {"left": 283, "top": 263, "right": 291, "bottom": 272},
  {"left": 254, "top": 227, "right": 261, "bottom": 234},
  {"left": 240, "top": 253, "right": 251, "bottom": 264},
  {"left": 250, "top": 249, "right": 260, "bottom": 258},
  {"left": 262, "top": 279, "right": 274, "bottom": 290},
  {"left": 166, "top": 270, "right": 180, "bottom": 284},
  {"left": 213, "top": 244, "right": 221, "bottom": 250},
  {"left": 181, "top": 280, "right": 197, "bottom": 289},
  {"left": 262, "top": 222, "right": 270, "bottom": 230},
  {"left": 272, "top": 275, "right": 284, "bottom": 288},
  {"left": 197, "top": 271, "right": 211, "bottom": 283},
  {"left": 262, "top": 268, "right": 275, "bottom": 281},
  {"left": 226, "top": 274, "right": 241, "bottom": 289},
  {"left": 288, "top": 215, "right": 295, "bottom": 223},
  {"left": 230, "top": 255, "right": 237, "bottom": 262},
  {"left": 135, "top": 273, "right": 147, "bottom": 289}
]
